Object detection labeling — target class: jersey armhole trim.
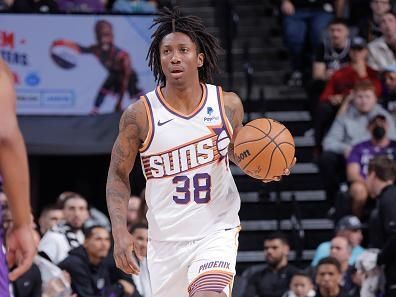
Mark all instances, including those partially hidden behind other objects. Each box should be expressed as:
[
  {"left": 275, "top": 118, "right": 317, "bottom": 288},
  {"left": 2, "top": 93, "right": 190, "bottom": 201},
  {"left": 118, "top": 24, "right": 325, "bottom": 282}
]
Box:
[
  {"left": 217, "top": 86, "right": 233, "bottom": 138},
  {"left": 139, "top": 95, "right": 154, "bottom": 153}
]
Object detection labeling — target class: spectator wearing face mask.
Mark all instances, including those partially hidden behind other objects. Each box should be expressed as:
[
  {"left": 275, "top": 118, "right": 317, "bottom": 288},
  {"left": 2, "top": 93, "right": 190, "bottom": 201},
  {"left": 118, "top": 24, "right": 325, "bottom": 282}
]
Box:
[{"left": 346, "top": 114, "right": 396, "bottom": 217}]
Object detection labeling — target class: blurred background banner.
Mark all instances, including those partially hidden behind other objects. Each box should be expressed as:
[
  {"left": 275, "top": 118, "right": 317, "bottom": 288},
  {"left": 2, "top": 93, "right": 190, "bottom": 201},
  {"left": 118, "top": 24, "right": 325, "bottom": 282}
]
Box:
[{"left": 1, "top": 14, "right": 156, "bottom": 115}]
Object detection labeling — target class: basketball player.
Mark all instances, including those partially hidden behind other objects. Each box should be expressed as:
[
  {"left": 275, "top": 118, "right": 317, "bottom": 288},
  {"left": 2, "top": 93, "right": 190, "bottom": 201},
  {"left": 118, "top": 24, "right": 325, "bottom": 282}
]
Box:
[
  {"left": 0, "top": 58, "right": 35, "bottom": 293},
  {"left": 106, "top": 8, "right": 294, "bottom": 297},
  {"left": 55, "top": 20, "right": 142, "bottom": 114}
]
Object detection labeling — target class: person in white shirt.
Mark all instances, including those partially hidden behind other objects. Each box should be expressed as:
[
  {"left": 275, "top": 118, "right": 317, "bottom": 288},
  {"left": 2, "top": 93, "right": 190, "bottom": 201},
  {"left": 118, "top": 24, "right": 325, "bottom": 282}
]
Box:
[{"left": 39, "top": 193, "right": 89, "bottom": 264}]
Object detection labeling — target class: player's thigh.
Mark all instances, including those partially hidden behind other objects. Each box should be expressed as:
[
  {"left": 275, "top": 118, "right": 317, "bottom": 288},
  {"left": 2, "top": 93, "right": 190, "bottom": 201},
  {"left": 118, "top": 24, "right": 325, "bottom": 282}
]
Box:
[
  {"left": 187, "top": 227, "right": 240, "bottom": 297},
  {"left": 148, "top": 240, "right": 191, "bottom": 297}
]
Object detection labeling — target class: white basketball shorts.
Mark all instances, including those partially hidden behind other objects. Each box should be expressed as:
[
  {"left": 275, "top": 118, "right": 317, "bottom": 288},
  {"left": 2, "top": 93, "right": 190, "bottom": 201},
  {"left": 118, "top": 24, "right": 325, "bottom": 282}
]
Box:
[{"left": 147, "top": 226, "right": 240, "bottom": 297}]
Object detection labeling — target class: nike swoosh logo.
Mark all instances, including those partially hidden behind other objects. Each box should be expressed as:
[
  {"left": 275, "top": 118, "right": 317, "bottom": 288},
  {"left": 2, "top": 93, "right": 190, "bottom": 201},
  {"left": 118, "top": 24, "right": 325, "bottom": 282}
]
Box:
[{"left": 157, "top": 118, "right": 174, "bottom": 126}]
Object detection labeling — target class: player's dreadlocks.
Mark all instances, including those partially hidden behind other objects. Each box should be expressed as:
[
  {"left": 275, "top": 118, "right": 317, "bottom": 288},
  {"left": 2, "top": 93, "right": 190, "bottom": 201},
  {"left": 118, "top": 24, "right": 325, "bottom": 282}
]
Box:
[{"left": 147, "top": 7, "right": 223, "bottom": 85}]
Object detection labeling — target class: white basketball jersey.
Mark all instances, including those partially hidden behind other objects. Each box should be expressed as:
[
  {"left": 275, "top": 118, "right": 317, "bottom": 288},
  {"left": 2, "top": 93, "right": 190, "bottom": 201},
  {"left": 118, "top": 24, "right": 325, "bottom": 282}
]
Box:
[{"left": 139, "top": 83, "right": 240, "bottom": 241}]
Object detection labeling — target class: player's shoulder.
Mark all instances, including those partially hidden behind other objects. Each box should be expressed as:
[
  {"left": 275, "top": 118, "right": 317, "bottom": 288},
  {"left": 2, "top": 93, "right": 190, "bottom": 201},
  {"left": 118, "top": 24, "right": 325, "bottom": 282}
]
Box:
[
  {"left": 222, "top": 90, "right": 241, "bottom": 102},
  {"left": 222, "top": 90, "right": 242, "bottom": 105},
  {"left": 119, "top": 99, "right": 148, "bottom": 141},
  {"left": 221, "top": 89, "right": 244, "bottom": 114},
  {"left": 120, "top": 101, "right": 144, "bottom": 129}
]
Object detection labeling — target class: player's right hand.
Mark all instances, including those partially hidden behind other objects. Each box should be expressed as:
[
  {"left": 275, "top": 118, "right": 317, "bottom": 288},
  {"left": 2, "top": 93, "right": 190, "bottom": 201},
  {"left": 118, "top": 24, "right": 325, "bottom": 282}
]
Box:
[
  {"left": 262, "top": 157, "right": 297, "bottom": 183},
  {"left": 113, "top": 228, "right": 141, "bottom": 275}
]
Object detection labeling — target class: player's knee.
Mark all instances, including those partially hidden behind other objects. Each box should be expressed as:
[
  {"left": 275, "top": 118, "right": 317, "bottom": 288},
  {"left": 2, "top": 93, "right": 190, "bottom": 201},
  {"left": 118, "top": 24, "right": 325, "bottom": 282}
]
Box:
[{"left": 349, "top": 182, "right": 368, "bottom": 202}]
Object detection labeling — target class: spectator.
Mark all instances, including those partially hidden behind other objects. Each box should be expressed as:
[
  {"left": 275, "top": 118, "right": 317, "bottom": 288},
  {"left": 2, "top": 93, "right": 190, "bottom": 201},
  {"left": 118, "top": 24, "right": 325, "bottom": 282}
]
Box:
[
  {"left": 31, "top": 229, "right": 74, "bottom": 297},
  {"left": 39, "top": 193, "right": 89, "bottom": 264},
  {"left": 127, "top": 195, "right": 142, "bottom": 231},
  {"left": 243, "top": 232, "right": 298, "bottom": 297},
  {"left": 319, "top": 80, "right": 395, "bottom": 203},
  {"left": 282, "top": 272, "right": 315, "bottom": 297},
  {"left": 346, "top": 115, "right": 396, "bottom": 217},
  {"left": 315, "top": 36, "right": 382, "bottom": 150},
  {"left": 58, "top": 225, "right": 139, "bottom": 297},
  {"left": 381, "top": 64, "right": 396, "bottom": 117},
  {"left": 329, "top": 236, "right": 356, "bottom": 293},
  {"left": 0, "top": 0, "right": 13, "bottom": 10},
  {"left": 368, "top": 10, "right": 396, "bottom": 71},
  {"left": 56, "top": 0, "right": 105, "bottom": 13},
  {"left": 314, "top": 257, "right": 348, "bottom": 297},
  {"left": 280, "top": 0, "right": 334, "bottom": 86},
  {"left": 335, "top": 0, "right": 371, "bottom": 27},
  {"left": 358, "top": 0, "right": 391, "bottom": 42},
  {"left": 130, "top": 223, "right": 151, "bottom": 297},
  {"left": 366, "top": 156, "right": 396, "bottom": 247},
  {"left": 313, "top": 18, "right": 351, "bottom": 82},
  {"left": 38, "top": 204, "right": 64, "bottom": 236},
  {"left": 310, "top": 18, "right": 350, "bottom": 128},
  {"left": 112, "top": 0, "right": 157, "bottom": 13},
  {"left": 311, "top": 216, "right": 365, "bottom": 267},
  {"left": 57, "top": 191, "right": 110, "bottom": 231}
]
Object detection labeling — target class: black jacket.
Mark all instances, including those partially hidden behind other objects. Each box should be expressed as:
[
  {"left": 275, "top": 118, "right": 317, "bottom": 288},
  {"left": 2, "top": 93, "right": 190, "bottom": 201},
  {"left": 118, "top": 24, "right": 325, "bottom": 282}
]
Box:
[
  {"left": 378, "top": 235, "right": 396, "bottom": 296},
  {"left": 378, "top": 185, "right": 396, "bottom": 241},
  {"left": 243, "top": 264, "right": 298, "bottom": 297},
  {"left": 12, "top": 263, "right": 42, "bottom": 297},
  {"left": 58, "top": 246, "right": 125, "bottom": 297}
]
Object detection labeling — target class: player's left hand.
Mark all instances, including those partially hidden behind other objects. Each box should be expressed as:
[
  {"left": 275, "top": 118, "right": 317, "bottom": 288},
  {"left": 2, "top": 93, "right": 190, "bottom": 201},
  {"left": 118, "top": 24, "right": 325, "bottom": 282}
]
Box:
[
  {"left": 262, "top": 157, "right": 296, "bottom": 183},
  {"left": 6, "top": 224, "right": 36, "bottom": 281}
]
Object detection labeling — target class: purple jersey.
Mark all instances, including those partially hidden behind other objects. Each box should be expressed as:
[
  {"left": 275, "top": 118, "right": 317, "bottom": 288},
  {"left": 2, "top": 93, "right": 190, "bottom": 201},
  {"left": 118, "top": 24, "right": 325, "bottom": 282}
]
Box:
[
  {"left": 347, "top": 140, "right": 396, "bottom": 178},
  {"left": 0, "top": 204, "right": 9, "bottom": 297}
]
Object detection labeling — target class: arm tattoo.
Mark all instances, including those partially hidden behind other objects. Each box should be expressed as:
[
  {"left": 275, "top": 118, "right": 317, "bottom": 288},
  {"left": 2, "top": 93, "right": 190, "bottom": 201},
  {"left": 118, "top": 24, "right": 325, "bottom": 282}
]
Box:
[{"left": 106, "top": 108, "right": 141, "bottom": 230}]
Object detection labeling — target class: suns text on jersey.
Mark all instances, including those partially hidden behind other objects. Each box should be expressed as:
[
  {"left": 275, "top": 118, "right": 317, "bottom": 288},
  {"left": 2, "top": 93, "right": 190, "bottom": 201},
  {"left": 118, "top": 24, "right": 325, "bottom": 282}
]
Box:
[{"left": 142, "top": 134, "right": 220, "bottom": 179}]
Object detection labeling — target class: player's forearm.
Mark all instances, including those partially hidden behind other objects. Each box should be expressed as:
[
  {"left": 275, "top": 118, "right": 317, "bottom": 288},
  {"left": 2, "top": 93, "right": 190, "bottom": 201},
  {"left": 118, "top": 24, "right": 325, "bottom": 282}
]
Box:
[
  {"left": 0, "top": 127, "right": 31, "bottom": 227},
  {"left": 227, "top": 142, "right": 239, "bottom": 165},
  {"left": 106, "top": 165, "right": 131, "bottom": 232}
]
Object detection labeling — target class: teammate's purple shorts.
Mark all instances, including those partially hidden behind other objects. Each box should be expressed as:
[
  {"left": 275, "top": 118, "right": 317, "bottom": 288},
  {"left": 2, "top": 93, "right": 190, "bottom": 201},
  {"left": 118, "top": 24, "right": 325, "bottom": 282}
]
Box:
[{"left": 0, "top": 207, "right": 10, "bottom": 296}]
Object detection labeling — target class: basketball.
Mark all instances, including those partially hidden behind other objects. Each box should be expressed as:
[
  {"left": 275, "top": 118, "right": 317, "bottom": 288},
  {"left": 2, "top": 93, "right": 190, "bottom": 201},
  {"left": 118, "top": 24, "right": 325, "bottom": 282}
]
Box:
[
  {"left": 233, "top": 118, "right": 295, "bottom": 181},
  {"left": 50, "top": 40, "right": 79, "bottom": 70}
]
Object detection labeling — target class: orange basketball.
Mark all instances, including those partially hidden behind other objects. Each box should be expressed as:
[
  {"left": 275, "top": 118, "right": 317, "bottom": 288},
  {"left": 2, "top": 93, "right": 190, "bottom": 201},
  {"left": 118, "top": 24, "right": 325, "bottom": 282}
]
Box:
[{"left": 233, "top": 118, "right": 295, "bottom": 181}]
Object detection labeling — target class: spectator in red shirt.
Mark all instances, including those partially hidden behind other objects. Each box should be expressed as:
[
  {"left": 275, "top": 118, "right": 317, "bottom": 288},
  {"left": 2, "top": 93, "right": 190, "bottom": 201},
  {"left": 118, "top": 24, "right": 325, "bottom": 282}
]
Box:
[{"left": 314, "top": 36, "right": 382, "bottom": 150}]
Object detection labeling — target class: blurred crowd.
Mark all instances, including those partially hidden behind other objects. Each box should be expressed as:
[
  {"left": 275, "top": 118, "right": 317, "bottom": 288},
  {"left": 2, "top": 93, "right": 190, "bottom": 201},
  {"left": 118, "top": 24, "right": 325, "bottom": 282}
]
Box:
[
  {"left": 0, "top": 0, "right": 165, "bottom": 13},
  {"left": 0, "top": 188, "right": 149, "bottom": 297},
  {"left": 235, "top": 1, "right": 396, "bottom": 297}
]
